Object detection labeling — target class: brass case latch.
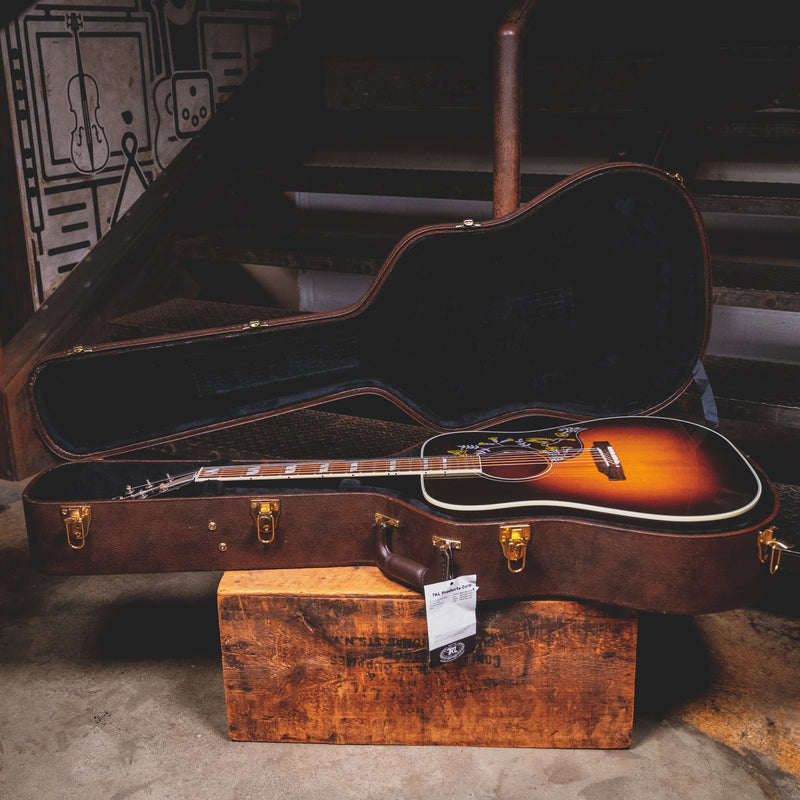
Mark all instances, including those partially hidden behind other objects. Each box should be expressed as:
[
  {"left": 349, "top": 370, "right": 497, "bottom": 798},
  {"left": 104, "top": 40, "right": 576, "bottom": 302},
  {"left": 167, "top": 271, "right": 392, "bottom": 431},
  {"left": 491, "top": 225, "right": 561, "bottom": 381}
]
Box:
[
  {"left": 499, "top": 524, "right": 531, "bottom": 573},
  {"left": 250, "top": 500, "right": 280, "bottom": 544},
  {"left": 62, "top": 506, "right": 91, "bottom": 550},
  {"left": 758, "top": 526, "right": 790, "bottom": 574}
]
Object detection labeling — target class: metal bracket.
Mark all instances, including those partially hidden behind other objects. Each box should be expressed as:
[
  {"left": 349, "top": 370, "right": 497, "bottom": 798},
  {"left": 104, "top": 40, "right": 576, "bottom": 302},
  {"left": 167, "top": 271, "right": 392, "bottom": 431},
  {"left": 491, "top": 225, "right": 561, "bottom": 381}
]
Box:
[
  {"left": 499, "top": 523, "right": 530, "bottom": 573},
  {"left": 432, "top": 536, "right": 461, "bottom": 581},
  {"left": 375, "top": 513, "right": 400, "bottom": 531},
  {"left": 667, "top": 172, "right": 686, "bottom": 187},
  {"left": 62, "top": 506, "right": 91, "bottom": 550},
  {"left": 758, "top": 526, "right": 790, "bottom": 574},
  {"left": 432, "top": 536, "right": 462, "bottom": 552},
  {"left": 455, "top": 219, "right": 481, "bottom": 230},
  {"left": 250, "top": 500, "right": 280, "bottom": 544}
]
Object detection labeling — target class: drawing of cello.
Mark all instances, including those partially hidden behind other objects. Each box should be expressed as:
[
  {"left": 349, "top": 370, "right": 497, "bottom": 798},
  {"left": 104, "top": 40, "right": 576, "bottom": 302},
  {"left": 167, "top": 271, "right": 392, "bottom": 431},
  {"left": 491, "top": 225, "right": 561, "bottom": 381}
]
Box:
[{"left": 66, "top": 12, "right": 109, "bottom": 174}]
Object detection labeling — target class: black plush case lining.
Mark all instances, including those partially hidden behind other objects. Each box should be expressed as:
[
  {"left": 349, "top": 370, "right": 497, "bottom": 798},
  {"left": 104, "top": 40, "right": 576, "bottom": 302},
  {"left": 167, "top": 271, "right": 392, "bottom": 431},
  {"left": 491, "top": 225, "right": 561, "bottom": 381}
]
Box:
[{"left": 30, "top": 164, "right": 710, "bottom": 459}]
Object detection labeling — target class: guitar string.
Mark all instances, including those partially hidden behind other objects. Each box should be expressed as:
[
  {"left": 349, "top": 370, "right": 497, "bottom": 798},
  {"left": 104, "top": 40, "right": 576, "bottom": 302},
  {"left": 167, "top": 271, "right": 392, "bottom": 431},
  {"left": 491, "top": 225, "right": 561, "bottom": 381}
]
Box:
[
  {"left": 166, "top": 452, "right": 624, "bottom": 477},
  {"left": 203, "top": 449, "right": 626, "bottom": 470},
  {"left": 121, "top": 449, "right": 635, "bottom": 495},
  {"left": 199, "top": 453, "right": 614, "bottom": 475},
  {"left": 203, "top": 457, "right": 619, "bottom": 474}
]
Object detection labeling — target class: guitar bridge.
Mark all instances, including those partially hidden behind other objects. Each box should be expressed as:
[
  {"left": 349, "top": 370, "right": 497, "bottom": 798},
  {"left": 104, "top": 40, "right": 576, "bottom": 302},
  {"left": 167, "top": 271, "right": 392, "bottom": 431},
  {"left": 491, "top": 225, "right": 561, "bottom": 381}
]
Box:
[{"left": 591, "top": 441, "right": 626, "bottom": 481}]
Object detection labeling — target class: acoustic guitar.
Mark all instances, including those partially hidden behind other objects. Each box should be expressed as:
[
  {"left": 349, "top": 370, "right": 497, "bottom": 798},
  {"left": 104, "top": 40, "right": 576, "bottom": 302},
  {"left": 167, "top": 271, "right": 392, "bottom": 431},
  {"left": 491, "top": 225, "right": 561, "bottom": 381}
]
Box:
[{"left": 120, "top": 416, "right": 761, "bottom": 525}]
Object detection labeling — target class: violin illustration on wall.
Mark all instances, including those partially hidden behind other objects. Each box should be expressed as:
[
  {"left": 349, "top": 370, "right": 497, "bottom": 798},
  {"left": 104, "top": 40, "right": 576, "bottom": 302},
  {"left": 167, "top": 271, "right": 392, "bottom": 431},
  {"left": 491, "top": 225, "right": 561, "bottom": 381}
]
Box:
[{"left": 65, "top": 12, "right": 109, "bottom": 174}]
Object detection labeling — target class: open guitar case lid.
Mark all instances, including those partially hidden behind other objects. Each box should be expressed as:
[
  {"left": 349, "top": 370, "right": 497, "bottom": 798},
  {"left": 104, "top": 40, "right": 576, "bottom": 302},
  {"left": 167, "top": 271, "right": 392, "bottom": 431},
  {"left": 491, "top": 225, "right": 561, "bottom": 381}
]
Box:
[
  {"left": 22, "top": 163, "right": 786, "bottom": 611},
  {"left": 30, "top": 162, "right": 713, "bottom": 459}
]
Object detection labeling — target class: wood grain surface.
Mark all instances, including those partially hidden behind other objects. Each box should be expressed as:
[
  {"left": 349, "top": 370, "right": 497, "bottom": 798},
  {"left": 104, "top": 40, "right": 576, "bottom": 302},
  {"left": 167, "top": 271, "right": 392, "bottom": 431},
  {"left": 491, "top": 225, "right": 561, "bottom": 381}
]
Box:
[{"left": 218, "top": 567, "right": 637, "bottom": 747}]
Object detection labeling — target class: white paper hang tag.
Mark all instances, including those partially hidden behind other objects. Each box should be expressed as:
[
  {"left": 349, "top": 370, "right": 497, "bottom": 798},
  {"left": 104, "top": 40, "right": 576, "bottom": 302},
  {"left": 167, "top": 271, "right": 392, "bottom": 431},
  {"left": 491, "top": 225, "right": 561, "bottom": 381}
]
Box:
[{"left": 423, "top": 575, "right": 478, "bottom": 666}]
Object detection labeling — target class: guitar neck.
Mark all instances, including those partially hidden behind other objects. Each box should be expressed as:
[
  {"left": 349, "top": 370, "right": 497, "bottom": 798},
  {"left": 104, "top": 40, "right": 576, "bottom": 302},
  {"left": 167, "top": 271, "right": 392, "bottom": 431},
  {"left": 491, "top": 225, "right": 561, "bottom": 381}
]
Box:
[{"left": 196, "top": 454, "right": 482, "bottom": 483}]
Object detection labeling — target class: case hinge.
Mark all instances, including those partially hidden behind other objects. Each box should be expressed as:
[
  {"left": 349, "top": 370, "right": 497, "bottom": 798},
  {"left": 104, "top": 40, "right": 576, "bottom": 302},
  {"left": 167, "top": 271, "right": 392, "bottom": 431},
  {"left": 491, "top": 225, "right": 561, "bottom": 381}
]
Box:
[
  {"left": 62, "top": 506, "right": 91, "bottom": 550},
  {"left": 455, "top": 218, "right": 481, "bottom": 230},
  {"left": 499, "top": 524, "right": 530, "bottom": 573},
  {"left": 250, "top": 500, "right": 280, "bottom": 544},
  {"left": 667, "top": 172, "right": 686, "bottom": 187},
  {"left": 758, "top": 526, "right": 791, "bottom": 574}
]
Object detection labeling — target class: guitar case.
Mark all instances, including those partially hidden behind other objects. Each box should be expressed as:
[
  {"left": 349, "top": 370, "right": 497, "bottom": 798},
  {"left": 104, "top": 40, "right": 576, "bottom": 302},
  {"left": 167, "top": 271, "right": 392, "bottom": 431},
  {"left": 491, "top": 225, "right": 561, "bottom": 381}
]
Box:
[{"left": 22, "top": 162, "right": 781, "bottom": 614}]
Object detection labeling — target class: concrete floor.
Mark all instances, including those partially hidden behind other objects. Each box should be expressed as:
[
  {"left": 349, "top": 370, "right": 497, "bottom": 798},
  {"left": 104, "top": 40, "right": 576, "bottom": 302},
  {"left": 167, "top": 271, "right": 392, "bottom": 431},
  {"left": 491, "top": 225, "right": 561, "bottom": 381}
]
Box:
[{"left": 1, "top": 475, "right": 799, "bottom": 800}]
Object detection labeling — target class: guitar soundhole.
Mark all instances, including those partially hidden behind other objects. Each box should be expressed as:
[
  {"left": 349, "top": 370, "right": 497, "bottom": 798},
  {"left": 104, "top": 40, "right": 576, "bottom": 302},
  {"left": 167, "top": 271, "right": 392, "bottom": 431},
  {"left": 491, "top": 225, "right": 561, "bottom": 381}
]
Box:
[{"left": 479, "top": 449, "right": 552, "bottom": 482}]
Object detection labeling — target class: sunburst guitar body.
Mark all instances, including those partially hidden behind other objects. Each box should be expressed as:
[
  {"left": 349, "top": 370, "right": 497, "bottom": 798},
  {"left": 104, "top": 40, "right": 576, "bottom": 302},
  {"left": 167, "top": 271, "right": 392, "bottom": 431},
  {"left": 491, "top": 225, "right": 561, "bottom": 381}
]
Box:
[{"left": 419, "top": 417, "right": 761, "bottom": 523}]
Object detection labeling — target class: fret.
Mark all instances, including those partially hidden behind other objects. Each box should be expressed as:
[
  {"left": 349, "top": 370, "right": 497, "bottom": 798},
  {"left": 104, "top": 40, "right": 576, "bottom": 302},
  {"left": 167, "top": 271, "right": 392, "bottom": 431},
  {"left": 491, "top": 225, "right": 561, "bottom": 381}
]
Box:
[{"left": 195, "top": 454, "right": 481, "bottom": 484}]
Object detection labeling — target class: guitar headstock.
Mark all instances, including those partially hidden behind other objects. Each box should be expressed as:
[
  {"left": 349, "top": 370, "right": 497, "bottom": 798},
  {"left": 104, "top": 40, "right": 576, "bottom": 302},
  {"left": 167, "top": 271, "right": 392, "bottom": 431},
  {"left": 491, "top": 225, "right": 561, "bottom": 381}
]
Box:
[{"left": 116, "top": 470, "right": 198, "bottom": 500}]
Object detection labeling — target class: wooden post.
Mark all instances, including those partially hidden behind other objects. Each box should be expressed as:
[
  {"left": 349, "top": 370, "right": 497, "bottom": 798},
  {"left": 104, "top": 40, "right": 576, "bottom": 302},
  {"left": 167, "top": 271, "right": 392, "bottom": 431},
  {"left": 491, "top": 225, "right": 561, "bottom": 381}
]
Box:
[{"left": 493, "top": 0, "right": 537, "bottom": 219}]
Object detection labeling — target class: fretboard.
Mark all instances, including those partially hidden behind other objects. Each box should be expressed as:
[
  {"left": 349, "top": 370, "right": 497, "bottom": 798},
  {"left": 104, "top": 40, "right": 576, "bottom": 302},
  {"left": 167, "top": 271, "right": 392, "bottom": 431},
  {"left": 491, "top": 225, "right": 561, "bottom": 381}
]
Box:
[{"left": 195, "top": 455, "right": 482, "bottom": 483}]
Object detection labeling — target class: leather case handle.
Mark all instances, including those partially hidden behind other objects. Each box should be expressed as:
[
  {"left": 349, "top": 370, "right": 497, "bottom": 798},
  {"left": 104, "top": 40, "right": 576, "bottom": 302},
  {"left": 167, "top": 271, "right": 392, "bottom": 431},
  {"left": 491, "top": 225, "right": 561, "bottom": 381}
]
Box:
[{"left": 373, "top": 518, "right": 452, "bottom": 591}]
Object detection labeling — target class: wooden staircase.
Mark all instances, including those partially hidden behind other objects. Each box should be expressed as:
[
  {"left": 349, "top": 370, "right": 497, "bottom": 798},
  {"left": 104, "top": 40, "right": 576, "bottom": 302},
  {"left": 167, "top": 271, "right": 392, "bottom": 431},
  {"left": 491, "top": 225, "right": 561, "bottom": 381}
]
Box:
[{"left": 2, "top": 0, "right": 800, "bottom": 508}]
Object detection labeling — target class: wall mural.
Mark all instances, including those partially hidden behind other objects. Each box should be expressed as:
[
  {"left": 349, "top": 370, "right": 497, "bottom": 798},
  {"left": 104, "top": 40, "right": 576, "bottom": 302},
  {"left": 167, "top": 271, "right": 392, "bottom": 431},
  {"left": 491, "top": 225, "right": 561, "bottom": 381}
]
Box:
[{"left": 2, "top": 0, "right": 300, "bottom": 308}]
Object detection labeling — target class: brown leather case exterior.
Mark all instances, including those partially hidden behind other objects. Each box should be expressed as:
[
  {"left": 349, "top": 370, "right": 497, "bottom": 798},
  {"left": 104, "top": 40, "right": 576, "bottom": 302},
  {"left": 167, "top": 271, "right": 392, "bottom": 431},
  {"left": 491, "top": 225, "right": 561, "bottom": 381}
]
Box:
[
  {"left": 22, "top": 162, "right": 780, "bottom": 609},
  {"left": 23, "top": 459, "right": 779, "bottom": 615}
]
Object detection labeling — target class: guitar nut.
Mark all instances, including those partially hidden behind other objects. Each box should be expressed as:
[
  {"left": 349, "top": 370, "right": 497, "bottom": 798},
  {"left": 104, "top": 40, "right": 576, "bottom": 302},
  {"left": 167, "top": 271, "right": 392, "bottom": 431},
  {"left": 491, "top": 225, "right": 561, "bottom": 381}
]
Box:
[
  {"left": 218, "top": 542, "right": 227, "bottom": 552},
  {"left": 208, "top": 521, "right": 217, "bottom": 531}
]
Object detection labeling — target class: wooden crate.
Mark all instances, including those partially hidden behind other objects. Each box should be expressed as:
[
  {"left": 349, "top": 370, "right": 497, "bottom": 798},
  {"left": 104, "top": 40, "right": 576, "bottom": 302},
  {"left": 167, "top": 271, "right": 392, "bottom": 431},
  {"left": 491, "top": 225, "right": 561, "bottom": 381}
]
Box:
[{"left": 217, "top": 567, "right": 637, "bottom": 748}]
